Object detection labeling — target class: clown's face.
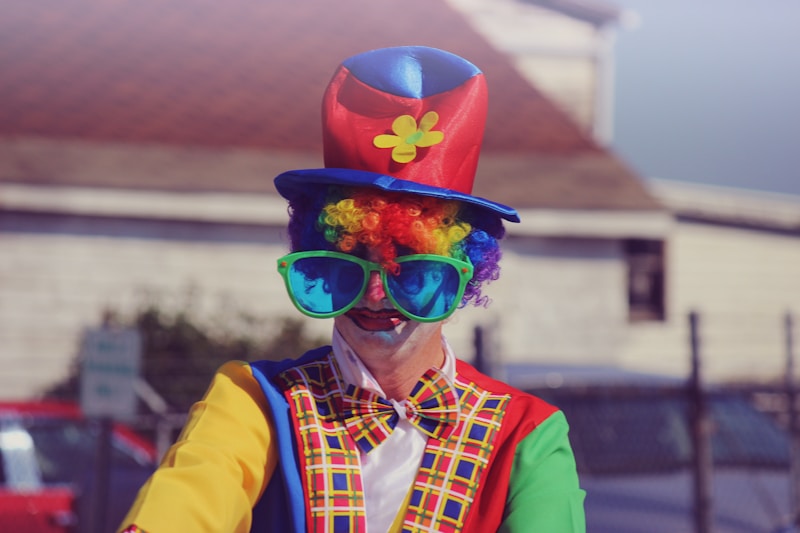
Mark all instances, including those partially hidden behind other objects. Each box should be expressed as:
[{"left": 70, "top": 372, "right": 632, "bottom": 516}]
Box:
[{"left": 333, "top": 250, "right": 446, "bottom": 368}]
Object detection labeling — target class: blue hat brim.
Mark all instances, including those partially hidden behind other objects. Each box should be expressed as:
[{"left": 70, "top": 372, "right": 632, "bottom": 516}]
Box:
[{"left": 274, "top": 168, "right": 520, "bottom": 223}]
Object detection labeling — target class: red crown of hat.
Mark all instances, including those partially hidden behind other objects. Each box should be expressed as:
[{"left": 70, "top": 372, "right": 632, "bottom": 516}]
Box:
[{"left": 274, "top": 46, "right": 519, "bottom": 222}]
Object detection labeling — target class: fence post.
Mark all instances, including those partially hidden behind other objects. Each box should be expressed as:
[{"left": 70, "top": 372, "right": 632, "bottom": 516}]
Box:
[
  {"left": 473, "top": 325, "right": 486, "bottom": 375},
  {"left": 473, "top": 324, "right": 497, "bottom": 378},
  {"left": 689, "top": 310, "right": 713, "bottom": 533},
  {"left": 787, "top": 311, "right": 800, "bottom": 527},
  {"left": 87, "top": 417, "right": 112, "bottom": 533}
]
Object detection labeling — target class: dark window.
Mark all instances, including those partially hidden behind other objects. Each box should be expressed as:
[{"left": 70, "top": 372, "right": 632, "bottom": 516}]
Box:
[{"left": 626, "top": 239, "right": 665, "bottom": 322}]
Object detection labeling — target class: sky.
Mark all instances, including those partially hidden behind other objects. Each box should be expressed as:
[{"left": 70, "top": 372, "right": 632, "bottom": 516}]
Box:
[{"left": 608, "top": 0, "right": 800, "bottom": 196}]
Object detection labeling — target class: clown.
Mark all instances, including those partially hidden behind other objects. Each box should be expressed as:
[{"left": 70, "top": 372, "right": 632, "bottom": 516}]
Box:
[{"left": 120, "top": 46, "right": 585, "bottom": 533}]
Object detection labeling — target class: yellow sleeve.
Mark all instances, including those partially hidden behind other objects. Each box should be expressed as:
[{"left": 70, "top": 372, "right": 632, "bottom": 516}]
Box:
[{"left": 118, "top": 361, "right": 278, "bottom": 533}]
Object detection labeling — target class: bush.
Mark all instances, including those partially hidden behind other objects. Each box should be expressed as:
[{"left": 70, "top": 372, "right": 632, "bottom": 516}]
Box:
[{"left": 44, "top": 304, "right": 327, "bottom": 413}]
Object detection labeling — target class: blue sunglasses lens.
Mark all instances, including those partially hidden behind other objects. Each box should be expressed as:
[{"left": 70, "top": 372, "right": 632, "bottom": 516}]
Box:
[
  {"left": 387, "top": 260, "right": 462, "bottom": 319},
  {"left": 288, "top": 256, "right": 365, "bottom": 315}
]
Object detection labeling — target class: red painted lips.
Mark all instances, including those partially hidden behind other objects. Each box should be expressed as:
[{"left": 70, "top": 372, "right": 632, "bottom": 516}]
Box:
[{"left": 344, "top": 308, "right": 408, "bottom": 331}]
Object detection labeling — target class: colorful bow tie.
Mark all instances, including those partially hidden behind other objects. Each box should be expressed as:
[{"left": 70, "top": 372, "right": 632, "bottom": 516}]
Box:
[{"left": 341, "top": 368, "right": 461, "bottom": 453}]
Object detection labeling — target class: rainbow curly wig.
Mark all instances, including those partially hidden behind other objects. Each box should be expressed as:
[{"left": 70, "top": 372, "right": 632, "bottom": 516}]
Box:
[{"left": 287, "top": 187, "right": 505, "bottom": 307}]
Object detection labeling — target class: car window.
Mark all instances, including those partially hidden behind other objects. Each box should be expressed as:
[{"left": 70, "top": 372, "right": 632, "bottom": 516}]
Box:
[
  {"left": 21, "top": 419, "right": 147, "bottom": 485},
  {"left": 0, "top": 425, "right": 43, "bottom": 490},
  {"left": 554, "top": 392, "right": 692, "bottom": 474},
  {"left": 536, "top": 387, "right": 790, "bottom": 476},
  {"left": 709, "top": 394, "right": 790, "bottom": 467}
]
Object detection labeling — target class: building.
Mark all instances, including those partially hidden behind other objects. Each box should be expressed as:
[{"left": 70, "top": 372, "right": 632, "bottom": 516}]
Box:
[
  {"left": 0, "top": 0, "right": 667, "bottom": 399},
  {"left": 618, "top": 179, "right": 800, "bottom": 382},
  {"left": 448, "top": 0, "right": 632, "bottom": 143}
]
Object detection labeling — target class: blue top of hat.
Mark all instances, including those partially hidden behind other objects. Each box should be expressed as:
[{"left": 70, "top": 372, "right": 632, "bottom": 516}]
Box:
[{"left": 342, "top": 46, "right": 482, "bottom": 99}]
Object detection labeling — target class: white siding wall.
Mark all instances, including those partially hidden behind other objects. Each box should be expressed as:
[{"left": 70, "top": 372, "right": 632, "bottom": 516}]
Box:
[
  {"left": 621, "top": 221, "right": 800, "bottom": 382},
  {"left": 0, "top": 216, "right": 337, "bottom": 399},
  {"left": 1, "top": 214, "right": 635, "bottom": 398},
  {"left": 7, "top": 209, "right": 795, "bottom": 398},
  {"left": 448, "top": 236, "right": 630, "bottom": 375}
]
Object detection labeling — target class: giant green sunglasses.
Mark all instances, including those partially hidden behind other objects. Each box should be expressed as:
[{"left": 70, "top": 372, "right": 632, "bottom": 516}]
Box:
[{"left": 277, "top": 251, "right": 474, "bottom": 322}]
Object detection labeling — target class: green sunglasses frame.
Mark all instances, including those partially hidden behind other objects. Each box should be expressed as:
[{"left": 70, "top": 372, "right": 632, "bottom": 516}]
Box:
[{"left": 277, "top": 250, "right": 474, "bottom": 322}]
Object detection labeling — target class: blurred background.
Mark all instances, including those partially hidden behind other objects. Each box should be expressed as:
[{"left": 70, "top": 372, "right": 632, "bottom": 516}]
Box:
[{"left": 0, "top": 0, "right": 798, "bottom": 531}]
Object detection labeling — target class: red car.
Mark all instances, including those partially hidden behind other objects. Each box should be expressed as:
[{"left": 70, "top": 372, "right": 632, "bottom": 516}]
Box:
[{"left": 0, "top": 401, "right": 157, "bottom": 533}]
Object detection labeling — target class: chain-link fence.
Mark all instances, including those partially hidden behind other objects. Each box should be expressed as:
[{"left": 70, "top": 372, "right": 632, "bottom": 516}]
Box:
[
  {"left": 519, "top": 311, "right": 799, "bottom": 533},
  {"left": 527, "top": 383, "right": 795, "bottom": 533}
]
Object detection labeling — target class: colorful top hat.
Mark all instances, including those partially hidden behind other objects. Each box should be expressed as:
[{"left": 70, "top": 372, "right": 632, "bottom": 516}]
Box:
[{"left": 274, "top": 46, "right": 520, "bottom": 223}]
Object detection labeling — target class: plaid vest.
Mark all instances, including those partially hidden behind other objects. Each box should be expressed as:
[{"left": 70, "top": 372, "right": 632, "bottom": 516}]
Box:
[{"left": 250, "top": 348, "right": 559, "bottom": 533}]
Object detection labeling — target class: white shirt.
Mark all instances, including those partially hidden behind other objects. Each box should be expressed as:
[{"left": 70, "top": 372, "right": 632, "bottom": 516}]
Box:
[{"left": 331, "top": 328, "right": 458, "bottom": 533}]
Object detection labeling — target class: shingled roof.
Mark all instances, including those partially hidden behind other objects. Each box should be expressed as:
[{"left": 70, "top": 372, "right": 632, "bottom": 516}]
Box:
[{"left": 0, "top": 0, "right": 662, "bottom": 211}]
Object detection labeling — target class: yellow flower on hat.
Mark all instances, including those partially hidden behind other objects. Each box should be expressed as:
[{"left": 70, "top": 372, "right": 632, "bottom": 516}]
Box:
[{"left": 373, "top": 111, "right": 444, "bottom": 164}]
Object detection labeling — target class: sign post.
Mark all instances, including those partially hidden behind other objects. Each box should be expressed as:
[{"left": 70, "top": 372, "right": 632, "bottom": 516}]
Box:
[{"left": 79, "top": 326, "right": 142, "bottom": 533}]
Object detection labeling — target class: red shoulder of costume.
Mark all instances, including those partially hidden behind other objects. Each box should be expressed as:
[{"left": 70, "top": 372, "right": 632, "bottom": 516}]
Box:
[
  {"left": 455, "top": 358, "right": 559, "bottom": 426},
  {"left": 455, "top": 358, "right": 563, "bottom": 531}
]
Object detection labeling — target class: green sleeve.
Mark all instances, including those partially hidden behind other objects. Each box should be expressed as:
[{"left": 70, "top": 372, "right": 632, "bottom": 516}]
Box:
[{"left": 499, "top": 410, "right": 586, "bottom": 533}]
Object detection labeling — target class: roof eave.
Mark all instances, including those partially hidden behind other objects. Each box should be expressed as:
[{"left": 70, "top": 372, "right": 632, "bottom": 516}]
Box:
[{"left": 523, "top": 0, "right": 622, "bottom": 26}]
